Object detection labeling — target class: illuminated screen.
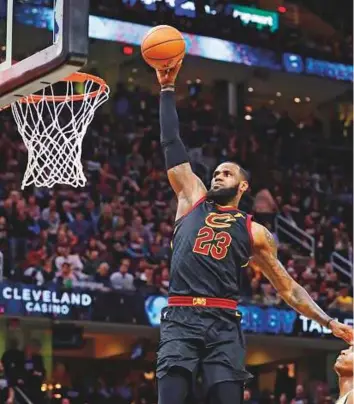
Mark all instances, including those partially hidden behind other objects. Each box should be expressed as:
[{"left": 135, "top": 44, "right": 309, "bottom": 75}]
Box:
[{"left": 14, "top": 4, "right": 353, "bottom": 81}]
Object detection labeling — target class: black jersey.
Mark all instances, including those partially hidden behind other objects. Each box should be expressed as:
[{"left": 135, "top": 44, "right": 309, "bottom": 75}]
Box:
[{"left": 169, "top": 197, "right": 253, "bottom": 300}]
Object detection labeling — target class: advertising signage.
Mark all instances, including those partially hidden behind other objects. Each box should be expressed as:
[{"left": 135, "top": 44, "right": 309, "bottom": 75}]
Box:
[
  {"left": 0, "top": 283, "right": 93, "bottom": 317},
  {"left": 15, "top": 4, "right": 352, "bottom": 81},
  {"left": 231, "top": 5, "right": 279, "bottom": 32},
  {"left": 121, "top": 0, "right": 279, "bottom": 31},
  {"left": 145, "top": 296, "right": 353, "bottom": 339},
  {"left": 0, "top": 282, "right": 352, "bottom": 341}
]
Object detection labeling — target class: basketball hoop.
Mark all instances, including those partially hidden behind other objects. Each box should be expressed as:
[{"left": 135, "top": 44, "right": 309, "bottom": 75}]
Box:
[{"left": 7, "top": 72, "right": 110, "bottom": 189}]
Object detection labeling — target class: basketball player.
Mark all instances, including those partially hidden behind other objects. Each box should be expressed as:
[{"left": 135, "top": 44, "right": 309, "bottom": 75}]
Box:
[
  {"left": 335, "top": 346, "right": 353, "bottom": 404},
  {"left": 155, "top": 61, "right": 353, "bottom": 404}
]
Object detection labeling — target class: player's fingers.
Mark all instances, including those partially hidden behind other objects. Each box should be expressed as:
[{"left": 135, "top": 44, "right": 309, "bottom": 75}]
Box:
[
  {"left": 342, "top": 330, "right": 353, "bottom": 345},
  {"left": 172, "top": 59, "right": 183, "bottom": 74}
]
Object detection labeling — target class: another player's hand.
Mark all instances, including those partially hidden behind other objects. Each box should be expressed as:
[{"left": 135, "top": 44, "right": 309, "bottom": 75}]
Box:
[
  {"left": 156, "top": 60, "right": 183, "bottom": 87},
  {"left": 330, "top": 320, "right": 353, "bottom": 345}
]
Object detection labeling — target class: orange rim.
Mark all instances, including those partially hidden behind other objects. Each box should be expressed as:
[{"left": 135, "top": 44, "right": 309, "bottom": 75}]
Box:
[{"left": 18, "top": 72, "right": 108, "bottom": 104}]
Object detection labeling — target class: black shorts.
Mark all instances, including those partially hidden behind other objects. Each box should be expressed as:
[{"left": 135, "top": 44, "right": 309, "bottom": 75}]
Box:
[{"left": 157, "top": 306, "right": 253, "bottom": 391}]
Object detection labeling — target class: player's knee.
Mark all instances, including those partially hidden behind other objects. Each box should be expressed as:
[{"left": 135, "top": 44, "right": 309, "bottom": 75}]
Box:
[{"left": 207, "top": 380, "right": 244, "bottom": 404}]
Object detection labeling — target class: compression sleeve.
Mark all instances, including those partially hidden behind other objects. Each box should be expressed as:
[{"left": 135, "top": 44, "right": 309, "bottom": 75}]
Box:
[{"left": 160, "top": 90, "right": 190, "bottom": 170}]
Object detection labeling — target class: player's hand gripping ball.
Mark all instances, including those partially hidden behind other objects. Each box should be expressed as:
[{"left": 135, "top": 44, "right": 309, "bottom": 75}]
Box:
[{"left": 141, "top": 25, "right": 186, "bottom": 70}]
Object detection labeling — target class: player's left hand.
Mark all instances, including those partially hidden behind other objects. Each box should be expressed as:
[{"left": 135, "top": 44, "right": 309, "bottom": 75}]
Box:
[{"left": 330, "top": 320, "right": 353, "bottom": 345}]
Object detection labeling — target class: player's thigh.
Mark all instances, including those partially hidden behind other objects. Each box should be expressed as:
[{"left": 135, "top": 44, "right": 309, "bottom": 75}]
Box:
[
  {"left": 157, "top": 313, "right": 202, "bottom": 379},
  {"left": 202, "top": 319, "right": 252, "bottom": 391}
]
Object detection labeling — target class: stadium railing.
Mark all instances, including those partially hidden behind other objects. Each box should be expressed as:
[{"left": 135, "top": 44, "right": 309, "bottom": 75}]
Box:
[
  {"left": 274, "top": 214, "right": 315, "bottom": 256},
  {"left": 330, "top": 251, "right": 353, "bottom": 279}
]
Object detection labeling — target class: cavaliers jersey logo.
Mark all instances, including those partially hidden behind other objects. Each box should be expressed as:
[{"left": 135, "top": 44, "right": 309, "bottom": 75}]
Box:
[{"left": 205, "top": 212, "right": 245, "bottom": 229}]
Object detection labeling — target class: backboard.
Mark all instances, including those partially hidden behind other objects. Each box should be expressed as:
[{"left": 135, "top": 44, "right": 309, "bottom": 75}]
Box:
[{"left": 0, "top": 0, "right": 89, "bottom": 109}]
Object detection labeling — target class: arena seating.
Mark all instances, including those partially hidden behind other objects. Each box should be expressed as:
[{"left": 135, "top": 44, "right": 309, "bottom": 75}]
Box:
[{"left": 0, "top": 83, "right": 352, "bottom": 313}]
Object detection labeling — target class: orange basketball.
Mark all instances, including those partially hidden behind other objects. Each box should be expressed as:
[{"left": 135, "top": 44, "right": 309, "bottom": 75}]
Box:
[{"left": 141, "top": 25, "right": 186, "bottom": 70}]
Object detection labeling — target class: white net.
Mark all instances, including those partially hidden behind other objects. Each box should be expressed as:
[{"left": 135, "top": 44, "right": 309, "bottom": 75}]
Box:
[{"left": 11, "top": 74, "right": 110, "bottom": 189}]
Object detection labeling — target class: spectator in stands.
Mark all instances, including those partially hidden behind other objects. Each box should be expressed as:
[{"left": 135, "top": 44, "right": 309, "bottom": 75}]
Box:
[
  {"left": 125, "top": 231, "right": 149, "bottom": 260},
  {"left": 253, "top": 188, "right": 279, "bottom": 225},
  {"left": 46, "top": 210, "right": 61, "bottom": 242},
  {"left": 0, "top": 360, "right": 14, "bottom": 404},
  {"left": 279, "top": 393, "right": 289, "bottom": 404},
  {"left": 55, "top": 246, "right": 84, "bottom": 272},
  {"left": 320, "top": 287, "right": 337, "bottom": 308},
  {"left": 263, "top": 283, "right": 281, "bottom": 306},
  {"left": 83, "top": 249, "right": 102, "bottom": 277},
  {"left": 27, "top": 195, "right": 41, "bottom": 221},
  {"left": 94, "top": 262, "right": 111, "bottom": 286},
  {"left": 329, "top": 287, "right": 353, "bottom": 312},
  {"left": 110, "top": 258, "right": 135, "bottom": 291},
  {"left": 55, "top": 262, "right": 80, "bottom": 287},
  {"left": 23, "top": 258, "right": 54, "bottom": 286},
  {"left": 23, "top": 340, "right": 45, "bottom": 404},
  {"left": 291, "top": 384, "right": 309, "bottom": 404},
  {"left": 85, "top": 199, "right": 100, "bottom": 233},
  {"left": 9, "top": 205, "right": 33, "bottom": 264},
  {"left": 158, "top": 265, "right": 170, "bottom": 295},
  {"left": 41, "top": 199, "right": 59, "bottom": 222},
  {"left": 69, "top": 211, "right": 93, "bottom": 244},
  {"left": 1, "top": 339, "right": 24, "bottom": 387},
  {"left": 244, "top": 388, "right": 258, "bottom": 404},
  {"left": 249, "top": 277, "right": 262, "bottom": 304},
  {"left": 52, "top": 362, "right": 71, "bottom": 389},
  {"left": 61, "top": 201, "right": 75, "bottom": 224}
]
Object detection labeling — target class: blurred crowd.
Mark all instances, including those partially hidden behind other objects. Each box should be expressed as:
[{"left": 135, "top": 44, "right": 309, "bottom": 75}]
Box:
[
  {"left": 0, "top": 81, "right": 352, "bottom": 313},
  {"left": 48, "top": 365, "right": 340, "bottom": 404},
  {"left": 92, "top": 0, "right": 353, "bottom": 63},
  {"left": 0, "top": 342, "right": 340, "bottom": 404}
]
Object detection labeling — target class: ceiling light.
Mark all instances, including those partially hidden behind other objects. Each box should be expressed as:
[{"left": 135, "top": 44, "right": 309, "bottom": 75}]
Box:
[
  {"left": 294, "top": 97, "right": 301, "bottom": 103},
  {"left": 244, "top": 114, "right": 252, "bottom": 120},
  {"left": 276, "top": 92, "right": 282, "bottom": 97},
  {"left": 248, "top": 87, "right": 254, "bottom": 92},
  {"left": 305, "top": 96, "right": 311, "bottom": 102}
]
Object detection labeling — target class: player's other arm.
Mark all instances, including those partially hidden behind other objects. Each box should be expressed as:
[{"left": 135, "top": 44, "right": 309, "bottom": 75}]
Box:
[
  {"left": 249, "top": 221, "right": 354, "bottom": 345},
  {"left": 156, "top": 63, "right": 207, "bottom": 219}
]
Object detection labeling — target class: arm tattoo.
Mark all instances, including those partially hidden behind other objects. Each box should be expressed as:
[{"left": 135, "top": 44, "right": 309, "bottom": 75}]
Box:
[
  {"left": 254, "top": 226, "right": 332, "bottom": 327},
  {"left": 286, "top": 283, "right": 332, "bottom": 327},
  {"left": 264, "top": 227, "right": 277, "bottom": 253}
]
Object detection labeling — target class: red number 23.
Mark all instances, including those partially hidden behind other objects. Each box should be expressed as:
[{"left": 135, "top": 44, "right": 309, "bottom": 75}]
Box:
[{"left": 192, "top": 226, "right": 232, "bottom": 260}]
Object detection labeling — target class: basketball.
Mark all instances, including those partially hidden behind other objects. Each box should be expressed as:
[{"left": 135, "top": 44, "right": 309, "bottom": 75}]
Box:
[{"left": 141, "top": 25, "right": 186, "bottom": 70}]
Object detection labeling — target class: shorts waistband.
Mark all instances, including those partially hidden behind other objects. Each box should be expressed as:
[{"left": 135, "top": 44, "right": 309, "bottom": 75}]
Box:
[{"left": 168, "top": 296, "right": 238, "bottom": 310}]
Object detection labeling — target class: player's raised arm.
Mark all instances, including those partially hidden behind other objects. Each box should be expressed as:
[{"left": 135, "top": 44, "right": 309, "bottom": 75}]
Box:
[
  {"left": 249, "top": 221, "right": 354, "bottom": 345},
  {"left": 156, "top": 62, "right": 207, "bottom": 220}
]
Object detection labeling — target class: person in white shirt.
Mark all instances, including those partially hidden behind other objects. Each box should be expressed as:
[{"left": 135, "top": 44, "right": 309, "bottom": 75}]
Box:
[
  {"left": 55, "top": 246, "right": 84, "bottom": 272},
  {"left": 110, "top": 258, "right": 135, "bottom": 291},
  {"left": 42, "top": 199, "right": 59, "bottom": 222},
  {"left": 334, "top": 346, "right": 353, "bottom": 404}
]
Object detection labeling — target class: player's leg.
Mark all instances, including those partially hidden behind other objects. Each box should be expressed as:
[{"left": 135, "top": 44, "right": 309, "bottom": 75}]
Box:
[
  {"left": 207, "top": 381, "right": 244, "bottom": 404},
  {"left": 158, "top": 366, "right": 191, "bottom": 404},
  {"left": 202, "top": 315, "right": 252, "bottom": 397}
]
